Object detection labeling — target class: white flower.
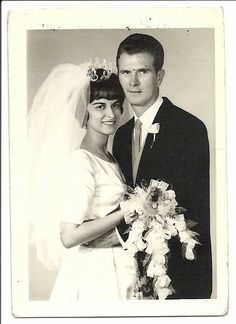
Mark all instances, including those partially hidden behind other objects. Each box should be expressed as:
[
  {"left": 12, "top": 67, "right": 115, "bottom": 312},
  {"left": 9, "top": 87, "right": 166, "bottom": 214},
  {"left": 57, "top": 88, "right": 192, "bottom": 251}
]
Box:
[
  {"left": 153, "top": 253, "right": 166, "bottom": 265},
  {"left": 149, "top": 179, "right": 159, "bottom": 187},
  {"left": 166, "top": 217, "right": 175, "bottom": 226},
  {"left": 134, "top": 187, "right": 147, "bottom": 198},
  {"left": 185, "top": 246, "right": 195, "bottom": 260},
  {"left": 157, "top": 180, "right": 169, "bottom": 191},
  {"left": 157, "top": 287, "right": 172, "bottom": 299},
  {"left": 163, "top": 199, "right": 171, "bottom": 206},
  {"left": 164, "top": 190, "right": 176, "bottom": 200},
  {"left": 126, "top": 221, "right": 143, "bottom": 240},
  {"left": 158, "top": 203, "right": 172, "bottom": 216},
  {"left": 152, "top": 202, "right": 158, "bottom": 209},
  {"left": 175, "top": 214, "right": 185, "bottom": 221},
  {"left": 179, "top": 230, "right": 191, "bottom": 243},
  {"left": 156, "top": 243, "right": 169, "bottom": 255},
  {"left": 145, "top": 244, "right": 154, "bottom": 255},
  {"left": 153, "top": 214, "right": 165, "bottom": 226},
  {"left": 187, "top": 238, "right": 197, "bottom": 249},
  {"left": 166, "top": 223, "right": 178, "bottom": 236},
  {"left": 157, "top": 274, "right": 171, "bottom": 288},
  {"left": 148, "top": 123, "right": 160, "bottom": 149},
  {"left": 136, "top": 239, "right": 147, "bottom": 251},
  {"left": 147, "top": 261, "right": 166, "bottom": 277},
  {"left": 155, "top": 264, "right": 166, "bottom": 276},
  {"left": 175, "top": 215, "right": 187, "bottom": 231},
  {"left": 120, "top": 199, "right": 144, "bottom": 224},
  {"left": 145, "top": 231, "right": 161, "bottom": 254},
  {"left": 134, "top": 291, "right": 144, "bottom": 299},
  {"left": 171, "top": 199, "right": 178, "bottom": 207},
  {"left": 145, "top": 229, "right": 158, "bottom": 243},
  {"left": 132, "top": 219, "right": 145, "bottom": 232},
  {"left": 163, "top": 230, "right": 172, "bottom": 240},
  {"left": 149, "top": 123, "right": 160, "bottom": 134},
  {"left": 125, "top": 242, "right": 139, "bottom": 256},
  {"left": 175, "top": 220, "right": 187, "bottom": 232},
  {"left": 147, "top": 260, "right": 156, "bottom": 277}
]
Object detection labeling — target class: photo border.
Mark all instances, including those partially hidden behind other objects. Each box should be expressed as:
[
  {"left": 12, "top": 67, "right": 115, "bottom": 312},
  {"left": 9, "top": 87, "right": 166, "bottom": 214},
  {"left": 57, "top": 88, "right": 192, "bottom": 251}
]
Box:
[{"left": 4, "top": 1, "right": 229, "bottom": 319}]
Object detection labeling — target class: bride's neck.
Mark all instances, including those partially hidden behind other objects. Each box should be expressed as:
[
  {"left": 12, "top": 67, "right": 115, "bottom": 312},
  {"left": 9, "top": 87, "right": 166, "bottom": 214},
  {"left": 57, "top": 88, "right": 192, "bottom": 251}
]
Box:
[{"left": 80, "top": 132, "right": 109, "bottom": 156}]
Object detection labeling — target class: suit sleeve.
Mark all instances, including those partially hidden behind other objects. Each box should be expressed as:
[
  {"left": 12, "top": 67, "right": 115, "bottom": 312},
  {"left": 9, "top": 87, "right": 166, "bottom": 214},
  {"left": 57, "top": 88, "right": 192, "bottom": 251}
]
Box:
[
  {"left": 181, "top": 122, "right": 212, "bottom": 298},
  {"left": 192, "top": 123, "right": 212, "bottom": 297}
]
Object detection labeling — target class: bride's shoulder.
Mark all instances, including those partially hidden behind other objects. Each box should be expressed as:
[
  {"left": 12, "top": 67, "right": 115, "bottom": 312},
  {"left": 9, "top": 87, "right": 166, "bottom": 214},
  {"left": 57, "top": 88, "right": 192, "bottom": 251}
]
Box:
[
  {"left": 61, "top": 149, "right": 95, "bottom": 183},
  {"left": 68, "top": 148, "right": 91, "bottom": 161},
  {"left": 66, "top": 148, "right": 94, "bottom": 169}
]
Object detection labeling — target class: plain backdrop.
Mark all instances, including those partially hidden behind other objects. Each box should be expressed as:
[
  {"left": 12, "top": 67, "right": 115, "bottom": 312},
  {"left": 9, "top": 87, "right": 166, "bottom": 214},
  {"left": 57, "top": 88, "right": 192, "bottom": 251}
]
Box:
[
  {"left": 2, "top": 0, "right": 235, "bottom": 322},
  {"left": 27, "top": 28, "right": 216, "bottom": 300}
]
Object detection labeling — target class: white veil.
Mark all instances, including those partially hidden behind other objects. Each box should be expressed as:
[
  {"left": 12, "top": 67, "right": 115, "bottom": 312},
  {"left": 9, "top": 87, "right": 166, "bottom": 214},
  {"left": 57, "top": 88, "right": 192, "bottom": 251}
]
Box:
[{"left": 28, "top": 62, "right": 90, "bottom": 270}]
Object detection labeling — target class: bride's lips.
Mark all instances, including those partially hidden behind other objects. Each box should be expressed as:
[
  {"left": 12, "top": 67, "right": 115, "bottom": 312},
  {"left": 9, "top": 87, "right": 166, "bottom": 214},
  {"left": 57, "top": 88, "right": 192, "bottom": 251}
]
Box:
[{"left": 102, "top": 120, "right": 116, "bottom": 125}]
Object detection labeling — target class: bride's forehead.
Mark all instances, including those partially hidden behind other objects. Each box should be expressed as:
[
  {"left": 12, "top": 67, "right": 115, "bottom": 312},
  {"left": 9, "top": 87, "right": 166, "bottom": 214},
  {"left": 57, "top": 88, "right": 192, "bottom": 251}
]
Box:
[{"left": 90, "top": 98, "right": 119, "bottom": 105}]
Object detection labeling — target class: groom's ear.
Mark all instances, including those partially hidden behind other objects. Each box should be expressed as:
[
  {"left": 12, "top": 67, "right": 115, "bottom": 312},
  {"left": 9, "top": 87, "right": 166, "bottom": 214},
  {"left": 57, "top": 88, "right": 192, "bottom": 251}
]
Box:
[{"left": 157, "top": 69, "right": 165, "bottom": 87}]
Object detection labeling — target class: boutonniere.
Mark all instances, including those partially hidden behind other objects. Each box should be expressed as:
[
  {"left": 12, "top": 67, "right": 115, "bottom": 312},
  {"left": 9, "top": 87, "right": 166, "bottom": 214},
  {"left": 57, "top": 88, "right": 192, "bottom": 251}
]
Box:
[{"left": 148, "top": 123, "right": 160, "bottom": 149}]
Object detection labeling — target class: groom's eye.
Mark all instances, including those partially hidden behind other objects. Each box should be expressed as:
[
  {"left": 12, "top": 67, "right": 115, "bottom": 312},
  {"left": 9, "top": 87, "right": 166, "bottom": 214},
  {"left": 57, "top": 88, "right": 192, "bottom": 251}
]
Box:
[
  {"left": 119, "top": 70, "right": 130, "bottom": 75},
  {"left": 139, "top": 69, "right": 149, "bottom": 74}
]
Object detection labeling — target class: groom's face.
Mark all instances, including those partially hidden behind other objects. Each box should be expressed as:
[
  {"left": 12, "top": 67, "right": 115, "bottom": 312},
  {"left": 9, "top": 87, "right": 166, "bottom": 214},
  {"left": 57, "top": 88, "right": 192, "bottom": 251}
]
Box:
[{"left": 118, "top": 52, "right": 164, "bottom": 115}]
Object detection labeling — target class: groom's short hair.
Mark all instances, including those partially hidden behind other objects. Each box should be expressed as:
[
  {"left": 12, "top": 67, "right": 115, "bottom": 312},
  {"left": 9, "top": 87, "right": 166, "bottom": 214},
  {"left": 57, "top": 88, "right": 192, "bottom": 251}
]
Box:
[{"left": 116, "top": 33, "right": 164, "bottom": 72}]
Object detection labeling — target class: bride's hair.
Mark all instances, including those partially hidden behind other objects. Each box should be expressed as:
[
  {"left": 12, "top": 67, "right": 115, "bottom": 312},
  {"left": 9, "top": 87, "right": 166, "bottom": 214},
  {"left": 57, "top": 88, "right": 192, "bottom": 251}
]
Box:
[{"left": 89, "top": 68, "right": 125, "bottom": 112}]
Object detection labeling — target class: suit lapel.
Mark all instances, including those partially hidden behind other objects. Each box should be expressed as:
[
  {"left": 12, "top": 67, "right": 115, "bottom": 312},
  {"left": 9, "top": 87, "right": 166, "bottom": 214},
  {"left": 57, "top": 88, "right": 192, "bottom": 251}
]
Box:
[{"left": 136, "top": 98, "right": 172, "bottom": 184}]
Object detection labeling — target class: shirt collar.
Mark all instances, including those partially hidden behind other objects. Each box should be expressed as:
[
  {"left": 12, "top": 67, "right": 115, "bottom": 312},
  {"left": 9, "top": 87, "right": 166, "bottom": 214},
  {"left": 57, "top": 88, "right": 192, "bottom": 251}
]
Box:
[{"left": 134, "top": 96, "right": 163, "bottom": 130}]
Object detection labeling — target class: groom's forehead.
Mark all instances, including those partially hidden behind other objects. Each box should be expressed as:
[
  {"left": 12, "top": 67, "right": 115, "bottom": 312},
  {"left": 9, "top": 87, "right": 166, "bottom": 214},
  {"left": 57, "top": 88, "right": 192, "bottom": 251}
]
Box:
[{"left": 117, "top": 52, "right": 155, "bottom": 68}]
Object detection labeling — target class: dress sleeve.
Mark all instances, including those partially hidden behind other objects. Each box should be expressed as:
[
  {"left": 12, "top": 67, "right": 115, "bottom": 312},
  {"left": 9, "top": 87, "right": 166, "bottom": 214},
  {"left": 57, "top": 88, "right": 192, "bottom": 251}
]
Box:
[{"left": 59, "top": 151, "right": 95, "bottom": 224}]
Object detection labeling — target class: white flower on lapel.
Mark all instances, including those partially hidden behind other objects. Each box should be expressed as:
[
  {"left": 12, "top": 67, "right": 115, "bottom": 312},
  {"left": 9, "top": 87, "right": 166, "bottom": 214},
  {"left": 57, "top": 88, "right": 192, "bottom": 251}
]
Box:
[{"left": 148, "top": 123, "right": 160, "bottom": 149}]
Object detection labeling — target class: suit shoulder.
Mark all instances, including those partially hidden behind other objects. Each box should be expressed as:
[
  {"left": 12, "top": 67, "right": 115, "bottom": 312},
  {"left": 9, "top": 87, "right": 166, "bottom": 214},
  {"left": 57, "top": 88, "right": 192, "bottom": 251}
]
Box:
[
  {"left": 168, "top": 101, "right": 207, "bottom": 132},
  {"left": 114, "top": 118, "right": 133, "bottom": 136}
]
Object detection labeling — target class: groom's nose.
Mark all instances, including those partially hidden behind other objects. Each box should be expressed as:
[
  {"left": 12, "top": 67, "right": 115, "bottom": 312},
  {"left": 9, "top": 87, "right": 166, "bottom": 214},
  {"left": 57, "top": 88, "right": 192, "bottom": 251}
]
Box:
[{"left": 129, "top": 72, "right": 139, "bottom": 86}]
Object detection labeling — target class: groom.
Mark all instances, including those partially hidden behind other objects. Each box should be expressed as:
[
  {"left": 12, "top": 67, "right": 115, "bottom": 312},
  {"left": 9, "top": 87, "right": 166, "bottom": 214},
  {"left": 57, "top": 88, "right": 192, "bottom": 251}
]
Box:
[{"left": 113, "top": 33, "right": 212, "bottom": 299}]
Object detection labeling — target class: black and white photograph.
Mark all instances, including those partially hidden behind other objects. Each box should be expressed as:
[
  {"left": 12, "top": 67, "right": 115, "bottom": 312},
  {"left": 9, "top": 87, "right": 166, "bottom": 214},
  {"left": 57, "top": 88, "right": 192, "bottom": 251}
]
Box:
[{"left": 5, "top": 2, "right": 229, "bottom": 318}]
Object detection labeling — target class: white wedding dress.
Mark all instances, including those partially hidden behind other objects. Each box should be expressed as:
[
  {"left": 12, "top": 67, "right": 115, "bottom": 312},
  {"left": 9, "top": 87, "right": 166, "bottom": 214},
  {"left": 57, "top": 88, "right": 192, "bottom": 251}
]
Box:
[{"left": 50, "top": 149, "right": 137, "bottom": 301}]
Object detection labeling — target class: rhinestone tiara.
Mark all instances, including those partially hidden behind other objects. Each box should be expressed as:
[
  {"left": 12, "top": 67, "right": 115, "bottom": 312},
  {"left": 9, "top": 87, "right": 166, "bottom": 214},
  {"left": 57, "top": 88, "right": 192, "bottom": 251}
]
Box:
[{"left": 87, "top": 58, "right": 113, "bottom": 82}]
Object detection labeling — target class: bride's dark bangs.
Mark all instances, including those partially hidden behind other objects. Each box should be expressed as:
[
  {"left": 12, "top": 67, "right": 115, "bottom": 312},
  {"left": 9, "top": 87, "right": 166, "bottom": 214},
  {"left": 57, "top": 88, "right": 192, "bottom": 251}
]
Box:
[{"left": 90, "top": 71, "right": 125, "bottom": 104}]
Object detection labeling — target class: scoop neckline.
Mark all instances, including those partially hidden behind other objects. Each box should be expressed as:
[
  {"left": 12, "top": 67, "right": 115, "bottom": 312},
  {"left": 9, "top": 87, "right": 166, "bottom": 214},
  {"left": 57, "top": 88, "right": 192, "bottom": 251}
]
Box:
[{"left": 79, "top": 148, "right": 117, "bottom": 164}]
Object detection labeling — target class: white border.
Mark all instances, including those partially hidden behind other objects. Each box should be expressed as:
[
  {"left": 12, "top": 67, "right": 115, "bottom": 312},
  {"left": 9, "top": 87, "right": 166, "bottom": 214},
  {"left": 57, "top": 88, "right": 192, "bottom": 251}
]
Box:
[{"left": 2, "top": 1, "right": 234, "bottom": 321}]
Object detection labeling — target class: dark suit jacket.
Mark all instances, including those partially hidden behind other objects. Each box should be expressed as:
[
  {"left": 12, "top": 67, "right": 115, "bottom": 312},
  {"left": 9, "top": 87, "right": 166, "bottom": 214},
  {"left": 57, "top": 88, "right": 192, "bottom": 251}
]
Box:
[{"left": 113, "top": 97, "right": 212, "bottom": 299}]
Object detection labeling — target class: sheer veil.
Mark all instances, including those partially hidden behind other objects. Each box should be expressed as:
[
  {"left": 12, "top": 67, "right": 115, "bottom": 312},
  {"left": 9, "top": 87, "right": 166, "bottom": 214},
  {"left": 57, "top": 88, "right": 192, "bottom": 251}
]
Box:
[{"left": 28, "top": 63, "right": 90, "bottom": 270}]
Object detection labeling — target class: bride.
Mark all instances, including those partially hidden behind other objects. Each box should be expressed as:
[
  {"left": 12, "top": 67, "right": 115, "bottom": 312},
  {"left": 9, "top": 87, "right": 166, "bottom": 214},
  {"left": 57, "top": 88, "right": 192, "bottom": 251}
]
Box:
[{"left": 28, "top": 61, "right": 137, "bottom": 301}]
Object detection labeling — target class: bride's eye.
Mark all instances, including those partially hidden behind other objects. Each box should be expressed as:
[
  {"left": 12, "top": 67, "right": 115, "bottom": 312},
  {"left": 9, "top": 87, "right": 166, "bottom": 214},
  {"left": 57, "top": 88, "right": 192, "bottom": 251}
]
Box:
[
  {"left": 94, "top": 104, "right": 105, "bottom": 109},
  {"left": 112, "top": 102, "right": 121, "bottom": 110}
]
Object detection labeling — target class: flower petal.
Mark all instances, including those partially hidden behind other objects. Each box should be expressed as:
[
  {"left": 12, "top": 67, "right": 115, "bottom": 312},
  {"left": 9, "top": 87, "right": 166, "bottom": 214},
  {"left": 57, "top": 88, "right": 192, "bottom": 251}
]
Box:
[{"left": 185, "top": 246, "right": 195, "bottom": 260}]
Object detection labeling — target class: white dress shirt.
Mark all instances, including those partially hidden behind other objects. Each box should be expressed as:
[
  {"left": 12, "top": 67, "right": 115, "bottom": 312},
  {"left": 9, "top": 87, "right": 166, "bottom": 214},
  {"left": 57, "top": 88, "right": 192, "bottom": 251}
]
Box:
[{"left": 133, "top": 96, "right": 163, "bottom": 148}]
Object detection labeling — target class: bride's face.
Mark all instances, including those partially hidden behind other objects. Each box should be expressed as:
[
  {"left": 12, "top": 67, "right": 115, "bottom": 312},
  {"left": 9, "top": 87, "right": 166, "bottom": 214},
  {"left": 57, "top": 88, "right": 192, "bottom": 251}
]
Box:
[{"left": 86, "top": 98, "right": 122, "bottom": 136}]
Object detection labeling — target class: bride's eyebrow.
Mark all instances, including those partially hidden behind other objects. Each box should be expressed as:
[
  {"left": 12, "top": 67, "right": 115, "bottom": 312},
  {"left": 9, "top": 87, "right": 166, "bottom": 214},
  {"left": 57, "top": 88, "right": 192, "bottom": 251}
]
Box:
[
  {"left": 92, "top": 99, "right": 119, "bottom": 105},
  {"left": 92, "top": 101, "right": 105, "bottom": 105}
]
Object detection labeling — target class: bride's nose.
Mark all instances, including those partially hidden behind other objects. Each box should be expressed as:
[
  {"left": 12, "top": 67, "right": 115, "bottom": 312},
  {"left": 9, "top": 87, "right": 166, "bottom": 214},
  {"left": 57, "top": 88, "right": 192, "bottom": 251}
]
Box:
[{"left": 105, "top": 105, "right": 115, "bottom": 118}]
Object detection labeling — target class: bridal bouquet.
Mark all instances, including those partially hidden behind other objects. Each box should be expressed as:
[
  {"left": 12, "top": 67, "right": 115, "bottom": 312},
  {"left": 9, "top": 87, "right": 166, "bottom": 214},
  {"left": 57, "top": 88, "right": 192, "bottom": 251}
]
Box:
[{"left": 121, "top": 179, "right": 200, "bottom": 299}]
